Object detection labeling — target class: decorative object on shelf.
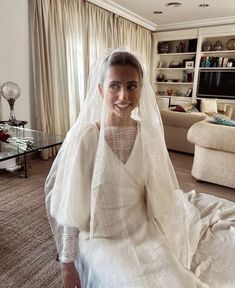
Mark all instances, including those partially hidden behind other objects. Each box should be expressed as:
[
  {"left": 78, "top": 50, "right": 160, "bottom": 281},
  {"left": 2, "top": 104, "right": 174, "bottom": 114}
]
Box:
[
  {"left": 176, "top": 41, "right": 185, "bottom": 53},
  {"left": 157, "top": 60, "right": 167, "bottom": 68},
  {"left": 226, "top": 38, "right": 235, "bottom": 50},
  {"left": 213, "top": 40, "right": 222, "bottom": 51},
  {"left": 156, "top": 73, "right": 164, "bottom": 82},
  {"left": 167, "top": 87, "right": 173, "bottom": 96},
  {"left": 182, "top": 70, "right": 188, "bottom": 82},
  {"left": 157, "top": 90, "right": 165, "bottom": 96},
  {"left": 0, "top": 81, "right": 21, "bottom": 126},
  {"left": 202, "top": 40, "right": 211, "bottom": 51},
  {"left": 185, "top": 61, "right": 194, "bottom": 68},
  {"left": 187, "top": 72, "right": 193, "bottom": 82},
  {"left": 186, "top": 88, "right": 192, "bottom": 97},
  {"left": 158, "top": 41, "right": 171, "bottom": 53},
  {"left": 227, "top": 60, "right": 233, "bottom": 68},
  {"left": 183, "top": 58, "right": 195, "bottom": 68},
  {"left": 169, "top": 61, "right": 181, "bottom": 68}
]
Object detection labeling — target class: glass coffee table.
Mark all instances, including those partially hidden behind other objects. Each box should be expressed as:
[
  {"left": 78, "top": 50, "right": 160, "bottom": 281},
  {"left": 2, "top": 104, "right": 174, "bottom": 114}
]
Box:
[{"left": 0, "top": 125, "right": 64, "bottom": 177}]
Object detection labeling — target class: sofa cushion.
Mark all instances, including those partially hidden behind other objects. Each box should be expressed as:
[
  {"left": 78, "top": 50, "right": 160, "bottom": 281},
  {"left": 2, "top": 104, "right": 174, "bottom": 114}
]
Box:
[
  {"left": 173, "top": 105, "right": 186, "bottom": 112},
  {"left": 225, "top": 104, "right": 235, "bottom": 120},
  {"left": 200, "top": 99, "right": 218, "bottom": 115},
  {"left": 172, "top": 103, "right": 195, "bottom": 112},
  {"left": 212, "top": 116, "right": 235, "bottom": 127}
]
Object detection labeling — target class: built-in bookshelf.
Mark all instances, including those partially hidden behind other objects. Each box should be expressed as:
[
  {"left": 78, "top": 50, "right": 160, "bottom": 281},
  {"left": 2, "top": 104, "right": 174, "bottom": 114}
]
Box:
[{"left": 152, "top": 25, "right": 235, "bottom": 106}]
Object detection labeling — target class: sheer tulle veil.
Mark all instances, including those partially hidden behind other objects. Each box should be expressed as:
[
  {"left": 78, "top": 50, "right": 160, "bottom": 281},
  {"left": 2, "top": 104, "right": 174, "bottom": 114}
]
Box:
[{"left": 45, "top": 48, "right": 201, "bottom": 277}]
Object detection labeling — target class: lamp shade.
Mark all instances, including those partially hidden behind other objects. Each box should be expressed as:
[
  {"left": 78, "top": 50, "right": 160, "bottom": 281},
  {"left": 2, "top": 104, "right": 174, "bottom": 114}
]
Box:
[{"left": 0, "top": 81, "right": 21, "bottom": 101}]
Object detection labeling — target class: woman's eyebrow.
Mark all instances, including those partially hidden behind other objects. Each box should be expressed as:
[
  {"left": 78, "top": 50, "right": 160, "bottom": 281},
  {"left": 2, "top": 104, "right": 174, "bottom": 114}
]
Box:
[
  {"left": 109, "top": 80, "right": 138, "bottom": 84},
  {"left": 109, "top": 80, "right": 121, "bottom": 84},
  {"left": 127, "top": 81, "right": 138, "bottom": 84}
]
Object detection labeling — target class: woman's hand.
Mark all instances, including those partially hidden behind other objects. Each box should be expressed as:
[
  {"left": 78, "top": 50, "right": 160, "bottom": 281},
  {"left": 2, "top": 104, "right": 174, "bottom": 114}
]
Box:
[{"left": 61, "top": 262, "right": 81, "bottom": 288}]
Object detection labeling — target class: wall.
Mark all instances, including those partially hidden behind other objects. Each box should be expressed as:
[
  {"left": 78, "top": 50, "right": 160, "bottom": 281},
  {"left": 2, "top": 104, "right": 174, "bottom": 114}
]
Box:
[{"left": 0, "top": 0, "right": 31, "bottom": 127}]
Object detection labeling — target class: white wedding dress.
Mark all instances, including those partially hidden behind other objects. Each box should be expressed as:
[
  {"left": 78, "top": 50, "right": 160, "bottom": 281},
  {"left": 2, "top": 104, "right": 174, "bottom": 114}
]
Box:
[{"left": 65, "top": 123, "right": 235, "bottom": 288}]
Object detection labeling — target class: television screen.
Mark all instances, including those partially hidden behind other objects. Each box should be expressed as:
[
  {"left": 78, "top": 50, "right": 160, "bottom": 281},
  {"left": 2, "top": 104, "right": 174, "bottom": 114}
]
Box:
[{"left": 197, "top": 71, "right": 235, "bottom": 99}]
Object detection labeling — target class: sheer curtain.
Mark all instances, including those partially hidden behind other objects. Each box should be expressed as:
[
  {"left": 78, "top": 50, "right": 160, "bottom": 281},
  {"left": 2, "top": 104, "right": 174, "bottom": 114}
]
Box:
[
  {"left": 29, "top": 0, "right": 152, "bottom": 135},
  {"left": 86, "top": 3, "right": 152, "bottom": 72}
]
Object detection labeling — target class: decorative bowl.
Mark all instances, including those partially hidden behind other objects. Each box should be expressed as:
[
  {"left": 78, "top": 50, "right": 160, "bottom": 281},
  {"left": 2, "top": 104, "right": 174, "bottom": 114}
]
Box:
[{"left": 226, "top": 39, "right": 235, "bottom": 50}]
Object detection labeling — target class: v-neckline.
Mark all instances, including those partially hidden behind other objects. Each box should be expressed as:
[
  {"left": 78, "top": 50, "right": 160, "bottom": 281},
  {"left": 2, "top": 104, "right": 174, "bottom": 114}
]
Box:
[{"left": 95, "top": 123, "right": 139, "bottom": 166}]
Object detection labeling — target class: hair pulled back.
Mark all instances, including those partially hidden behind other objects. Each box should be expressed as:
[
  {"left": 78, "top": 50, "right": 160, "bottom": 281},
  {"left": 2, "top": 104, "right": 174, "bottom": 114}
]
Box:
[{"left": 100, "top": 51, "right": 143, "bottom": 84}]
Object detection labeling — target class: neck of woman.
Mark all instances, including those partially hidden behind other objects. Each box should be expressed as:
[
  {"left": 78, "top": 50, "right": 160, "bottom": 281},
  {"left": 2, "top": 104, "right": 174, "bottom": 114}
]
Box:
[{"left": 105, "top": 113, "right": 137, "bottom": 127}]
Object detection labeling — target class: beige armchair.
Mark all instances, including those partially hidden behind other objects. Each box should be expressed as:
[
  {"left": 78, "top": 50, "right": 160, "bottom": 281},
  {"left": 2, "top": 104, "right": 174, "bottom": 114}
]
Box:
[{"left": 187, "top": 120, "right": 235, "bottom": 189}]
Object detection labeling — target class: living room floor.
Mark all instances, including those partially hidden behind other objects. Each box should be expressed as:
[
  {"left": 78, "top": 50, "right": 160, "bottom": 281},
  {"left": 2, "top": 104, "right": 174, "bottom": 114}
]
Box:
[
  {"left": 169, "top": 151, "right": 235, "bottom": 202},
  {"left": 0, "top": 152, "right": 234, "bottom": 288}
]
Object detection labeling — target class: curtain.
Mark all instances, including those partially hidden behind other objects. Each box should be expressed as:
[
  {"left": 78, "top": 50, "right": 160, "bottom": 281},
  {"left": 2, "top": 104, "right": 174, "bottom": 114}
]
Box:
[{"left": 29, "top": 0, "right": 152, "bottom": 136}]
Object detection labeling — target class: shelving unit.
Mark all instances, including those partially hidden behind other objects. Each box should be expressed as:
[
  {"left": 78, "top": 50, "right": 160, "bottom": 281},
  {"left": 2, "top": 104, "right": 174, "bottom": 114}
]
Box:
[
  {"left": 199, "top": 50, "right": 235, "bottom": 54},
  {"left": 152, "top": 29, "right": 198, "bottom": 105},
  {"left": 195, "top": 31, "right": 235, "bottom": 104},
  {"left": 152, "top": 25, "right": 235, "bottom": 106},
  {"left": 199, "top": 67, "right": 235, "bottom": 70}
]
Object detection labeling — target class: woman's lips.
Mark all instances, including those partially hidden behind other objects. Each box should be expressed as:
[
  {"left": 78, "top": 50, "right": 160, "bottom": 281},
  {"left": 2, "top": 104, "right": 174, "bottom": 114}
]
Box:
[{"left": 115, "top": 103, "right": 131, "bottom": 109}]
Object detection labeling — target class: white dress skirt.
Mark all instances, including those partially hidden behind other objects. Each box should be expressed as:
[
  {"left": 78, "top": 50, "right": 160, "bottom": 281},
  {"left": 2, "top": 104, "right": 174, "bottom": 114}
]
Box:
[{"left": 71, "top": 124, "right": 235, "bottom": 288}]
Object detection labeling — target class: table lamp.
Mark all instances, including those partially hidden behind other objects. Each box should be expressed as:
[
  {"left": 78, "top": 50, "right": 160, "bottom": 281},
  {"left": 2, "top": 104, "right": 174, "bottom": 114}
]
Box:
[{"left": 0, "top": 81, "right": 21, "bottom": 125}]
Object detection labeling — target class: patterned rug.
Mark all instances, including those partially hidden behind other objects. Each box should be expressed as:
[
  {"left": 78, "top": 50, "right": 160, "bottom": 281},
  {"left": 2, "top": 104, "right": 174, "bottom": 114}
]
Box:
[{"left": 0, "top": 158, "right": 62, "bottom": 288}]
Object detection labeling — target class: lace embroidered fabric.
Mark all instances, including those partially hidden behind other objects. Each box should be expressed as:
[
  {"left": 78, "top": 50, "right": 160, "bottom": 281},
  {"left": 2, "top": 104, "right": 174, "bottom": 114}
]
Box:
[
  {"left": 60, "top": 126, "right": 137, "bottom": 262},
  {"left": 60, "top": 226, "right": 79, "bottom": 263},
  {"left": 104, "top": 126, "right": 137, "bottom": 164}
]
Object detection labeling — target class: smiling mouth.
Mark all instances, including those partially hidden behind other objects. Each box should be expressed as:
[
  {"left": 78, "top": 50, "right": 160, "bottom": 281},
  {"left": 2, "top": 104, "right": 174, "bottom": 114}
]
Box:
[{"left": 115, "top": 103, "right": 131, "bottom": 109}]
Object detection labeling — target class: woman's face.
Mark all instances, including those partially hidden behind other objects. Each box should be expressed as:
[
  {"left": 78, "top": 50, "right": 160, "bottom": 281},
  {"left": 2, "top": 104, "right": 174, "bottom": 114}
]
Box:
[{"left": 99, "top": 65, "right": 141, "bottom": 122}]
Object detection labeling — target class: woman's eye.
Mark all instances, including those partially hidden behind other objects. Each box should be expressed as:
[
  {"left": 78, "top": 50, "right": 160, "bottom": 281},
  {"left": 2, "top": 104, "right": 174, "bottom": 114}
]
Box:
[
  {"left": 127, "top": 84, "right": 137, "bottom": 92},
  {"left": 109, "top": 84, "right": 121, "bottom": 91}
]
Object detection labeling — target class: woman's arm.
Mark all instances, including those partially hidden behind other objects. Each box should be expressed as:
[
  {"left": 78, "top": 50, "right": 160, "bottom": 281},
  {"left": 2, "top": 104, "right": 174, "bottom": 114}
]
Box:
[{"left": 61, "top": 262, "right": 81, "bottom": 288}]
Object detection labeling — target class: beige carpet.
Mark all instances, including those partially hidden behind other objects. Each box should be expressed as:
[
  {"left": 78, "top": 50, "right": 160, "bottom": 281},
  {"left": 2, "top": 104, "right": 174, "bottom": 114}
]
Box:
[
  {"left": 0, "top": 158, "right": 62, "bottom": 288},
  {"left": 0, "top": 153, "right": 234, "bottom": 288}
]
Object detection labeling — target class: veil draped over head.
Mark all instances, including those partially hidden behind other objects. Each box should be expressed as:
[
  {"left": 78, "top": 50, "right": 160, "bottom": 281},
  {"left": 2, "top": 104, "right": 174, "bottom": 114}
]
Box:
[{"left": 45, "top": 49, "right": 201, "bottom": 281}]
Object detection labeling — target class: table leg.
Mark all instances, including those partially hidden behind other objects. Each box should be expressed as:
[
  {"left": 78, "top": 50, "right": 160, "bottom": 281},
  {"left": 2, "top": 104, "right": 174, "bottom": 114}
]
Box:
[{"left": 23, "top": 154, "right": 28, "bottom": 178}]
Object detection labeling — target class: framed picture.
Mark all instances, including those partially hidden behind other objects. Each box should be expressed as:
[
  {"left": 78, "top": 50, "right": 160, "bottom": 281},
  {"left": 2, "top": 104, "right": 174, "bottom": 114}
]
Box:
[{"left": 185, "top": 61, "right": 194, "bottom": 68}]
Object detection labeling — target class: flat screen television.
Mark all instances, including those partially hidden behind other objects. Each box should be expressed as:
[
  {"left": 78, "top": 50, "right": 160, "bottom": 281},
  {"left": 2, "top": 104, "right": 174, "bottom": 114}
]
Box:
[{"left": 197, "top": 70, "right": 235, "bottom": 99}]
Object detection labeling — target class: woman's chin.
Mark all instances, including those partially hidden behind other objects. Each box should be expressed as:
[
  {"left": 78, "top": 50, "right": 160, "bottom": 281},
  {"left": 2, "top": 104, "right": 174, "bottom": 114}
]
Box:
[{"left": 115, "top": 106, "right": 133, "bottom": 117}]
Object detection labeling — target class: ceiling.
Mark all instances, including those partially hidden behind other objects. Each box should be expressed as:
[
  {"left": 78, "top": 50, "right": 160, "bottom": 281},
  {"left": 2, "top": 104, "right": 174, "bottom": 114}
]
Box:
[{"left": 88, "top": 0, "right": 235, "bottom": 31}]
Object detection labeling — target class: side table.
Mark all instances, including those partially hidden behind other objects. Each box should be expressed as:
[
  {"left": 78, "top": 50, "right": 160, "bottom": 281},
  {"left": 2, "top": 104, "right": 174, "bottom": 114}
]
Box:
[
  {"left": 0, "top": 120, "right": 28, "bottom": 176},
  {"left": 0, "top": 126, "right": 64, "bottom": 178}
]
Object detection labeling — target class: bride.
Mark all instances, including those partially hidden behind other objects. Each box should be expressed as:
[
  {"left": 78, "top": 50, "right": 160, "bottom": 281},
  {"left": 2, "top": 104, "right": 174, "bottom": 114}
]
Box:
[{"left": 45, "top": 49, "right": 235, "bottom": 288}]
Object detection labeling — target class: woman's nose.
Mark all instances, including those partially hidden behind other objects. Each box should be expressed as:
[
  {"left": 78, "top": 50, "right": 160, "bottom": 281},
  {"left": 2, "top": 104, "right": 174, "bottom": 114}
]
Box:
[{"left": 119, "top": 87, "right": 129, "bottom": 100}]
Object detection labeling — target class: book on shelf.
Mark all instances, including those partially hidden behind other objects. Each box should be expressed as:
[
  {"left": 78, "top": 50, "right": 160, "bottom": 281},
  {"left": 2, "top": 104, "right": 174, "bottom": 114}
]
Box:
[
  {"left": 222, "top": 57, "right": 228, "bottom": 67},
  {"left": 200, "top": 56, "right": 234, "bottom": 68},
  {"left": 218, "top": 57, "right": 223, "bottom": 67}
]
